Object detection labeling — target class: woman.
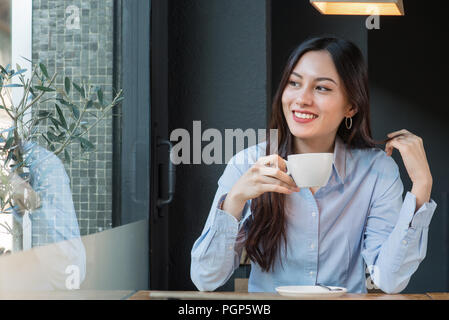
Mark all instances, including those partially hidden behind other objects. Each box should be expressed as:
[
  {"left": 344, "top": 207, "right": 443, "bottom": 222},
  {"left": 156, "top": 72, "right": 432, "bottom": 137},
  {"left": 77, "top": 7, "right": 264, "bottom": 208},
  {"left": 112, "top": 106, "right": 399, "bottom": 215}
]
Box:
[{"left": 190, "top": 36, "right": 437, "bottom": 294}]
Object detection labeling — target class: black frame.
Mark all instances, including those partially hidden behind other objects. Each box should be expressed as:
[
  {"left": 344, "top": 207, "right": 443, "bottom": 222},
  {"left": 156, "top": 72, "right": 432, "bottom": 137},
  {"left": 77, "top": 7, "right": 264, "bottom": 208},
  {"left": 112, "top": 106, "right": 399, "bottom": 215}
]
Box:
[{"left": 113, "top": 0, "right": 153, "bottom": 288}]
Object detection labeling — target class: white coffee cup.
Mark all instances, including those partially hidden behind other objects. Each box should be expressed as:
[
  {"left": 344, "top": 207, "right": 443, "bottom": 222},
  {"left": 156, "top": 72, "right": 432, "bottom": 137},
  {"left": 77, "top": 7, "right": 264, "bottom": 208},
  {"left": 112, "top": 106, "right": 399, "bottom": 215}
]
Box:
[{"left": 285, "top": 153, "right": 334, "bottom": 188}]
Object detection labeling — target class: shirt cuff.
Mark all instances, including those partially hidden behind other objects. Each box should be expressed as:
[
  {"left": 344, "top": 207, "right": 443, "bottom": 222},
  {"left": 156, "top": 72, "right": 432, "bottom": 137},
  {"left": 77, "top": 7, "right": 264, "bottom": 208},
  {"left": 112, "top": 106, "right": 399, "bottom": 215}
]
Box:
[
  {"left": 398, "top": 191, "right": 437, "bottom": 229},
  {"left": 215, "top": 193, "right": 251, "bottom": 230}
]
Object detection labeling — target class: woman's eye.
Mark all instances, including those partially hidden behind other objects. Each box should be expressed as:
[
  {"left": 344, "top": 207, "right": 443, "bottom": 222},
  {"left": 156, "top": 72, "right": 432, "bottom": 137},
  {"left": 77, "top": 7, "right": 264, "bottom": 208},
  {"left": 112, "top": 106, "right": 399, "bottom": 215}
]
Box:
[
  {"left": 316, "top": 86, "right": 331, "bottom": 92},
  {"left": 289, "top": 81, "right": 300, "bottom": 87}
]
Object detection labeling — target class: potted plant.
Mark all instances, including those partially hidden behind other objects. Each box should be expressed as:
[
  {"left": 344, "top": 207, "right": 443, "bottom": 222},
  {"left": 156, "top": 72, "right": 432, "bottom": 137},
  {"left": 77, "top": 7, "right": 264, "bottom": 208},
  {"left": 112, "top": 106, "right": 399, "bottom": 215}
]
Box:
[{"left": 0, "top": 61, "right": 123, "bottom": 252}]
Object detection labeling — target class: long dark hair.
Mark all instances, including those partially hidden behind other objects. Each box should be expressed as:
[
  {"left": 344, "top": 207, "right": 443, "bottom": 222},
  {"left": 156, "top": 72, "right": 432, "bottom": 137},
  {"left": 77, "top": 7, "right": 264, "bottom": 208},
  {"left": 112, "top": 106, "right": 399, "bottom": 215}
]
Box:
[{"left": 245, "top": 36, "right": 394, "bottom": 272}]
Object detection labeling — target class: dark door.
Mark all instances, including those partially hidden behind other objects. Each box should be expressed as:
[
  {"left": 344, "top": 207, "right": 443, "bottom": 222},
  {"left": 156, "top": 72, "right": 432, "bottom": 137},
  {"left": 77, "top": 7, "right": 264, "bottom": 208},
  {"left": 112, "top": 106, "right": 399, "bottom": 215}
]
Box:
[{"left": 150, "top": 0, "right": 171, "bottom": 290}]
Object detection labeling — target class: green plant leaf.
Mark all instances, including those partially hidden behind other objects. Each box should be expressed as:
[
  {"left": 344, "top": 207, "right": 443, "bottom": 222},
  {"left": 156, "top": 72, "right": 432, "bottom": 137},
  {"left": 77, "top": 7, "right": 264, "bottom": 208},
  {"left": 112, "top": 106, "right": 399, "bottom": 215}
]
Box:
[
  {"left": 39, "top": 63, "right": 49, "bottom": 79},
  {"left": 50, "top": 117, "right": 62, "bottom": 130},
  {"left": 0, "top": 126, "right": 15, "bottom": 134},
  {"left": 37, "top": 110, "right": 52, "bottom": 117},
  {"left": 5, "top": 150, "right": 14, "bottom": 165},
  {"left": 55, "top": 104, "right": 68, "bottom": 129},
  {"left": 4, "top": 137, "right": 14, "bottom": 150},
  {"left": 47, "top": 131, "right": 58, "bottom": 142},
  {"left": 64, "top": 149, "right": 71, "bottom": 164},
  {"left": 64, "top": 77, "right": 71, "bottom": 95},
  {"left": 20, "top": 56, "right": 33, "bottom": 64},
  {"left": 56, "top": 99, "right": 80, "bottom": 119},
  {"left": 86, "top": 100, "right": 93, "bottom": 109},
  {"left": 113, "top": 96, "right": 125, "bottom": 105},
  {"left": 1, "top": 84, "right": 23, "bottom": 88},
  {"left": 34, "top": 85, "right": 55, "bottom": 92},
  {"left": 41, "top": 133, "right": 51, "bottom": 145},
  {"left": 87, "top": 111, "right": 98, "bottom": 118},
  {"left": 78, "top": 137, "right": 95, "bottom": 152},
  {"left": 72, "top": 82, "right": 85, "bottom": 98},
  {"left": 49, "top": 126, "right": 59, "bottom": 134},
  {"left": 97, "top": 88, "right": 104, "bottom": 105},
  {"left": 11, "top": 161, "right": 25, "bottom": 172},
  {"left": 70, "top": 104, "right": 80, "bottom": 119},
  {"left": 12, "top": 69, "right": 27, "bottom": 77},
  {"left": 56, "top": 98, "right": 72, "bottom": 107},
  {"left": 29, "top": 86, "right": 37, "bottom": 98}
]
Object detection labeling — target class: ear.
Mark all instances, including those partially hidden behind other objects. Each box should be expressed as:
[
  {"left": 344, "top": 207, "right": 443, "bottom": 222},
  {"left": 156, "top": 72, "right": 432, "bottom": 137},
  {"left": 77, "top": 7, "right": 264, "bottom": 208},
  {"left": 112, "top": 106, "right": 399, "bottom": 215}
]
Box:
[{"left": 345, "top": 105, "right": 358, "bottom": 118}]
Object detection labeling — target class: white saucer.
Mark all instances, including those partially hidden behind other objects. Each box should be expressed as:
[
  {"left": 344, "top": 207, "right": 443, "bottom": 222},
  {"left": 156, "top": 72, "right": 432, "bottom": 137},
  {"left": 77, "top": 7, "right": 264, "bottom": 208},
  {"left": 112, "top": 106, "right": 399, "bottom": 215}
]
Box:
[{"left": 275, "top": 285, "right": 347, "bottom": 299}]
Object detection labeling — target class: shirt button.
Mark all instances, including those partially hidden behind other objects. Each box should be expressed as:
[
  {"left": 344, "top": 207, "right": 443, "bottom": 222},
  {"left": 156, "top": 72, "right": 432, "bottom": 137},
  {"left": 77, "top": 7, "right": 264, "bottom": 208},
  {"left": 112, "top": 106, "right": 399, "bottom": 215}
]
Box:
[
  {"left": 311, "top": 212, "right": 317, "bottom": 217},
  {"left": 309, "top": 271, "right": 315, "bottom": 277},
  {"left": 310, "top": 243, "right": 315, "bottom": 250},
  {"left": 402, "top": 240, "right": 408, "bottom": 245}
]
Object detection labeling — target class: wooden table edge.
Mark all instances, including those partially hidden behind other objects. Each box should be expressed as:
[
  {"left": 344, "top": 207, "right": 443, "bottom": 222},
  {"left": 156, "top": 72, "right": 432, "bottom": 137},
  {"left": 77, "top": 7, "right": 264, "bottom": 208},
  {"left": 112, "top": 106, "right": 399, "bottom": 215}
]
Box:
[
  {"left": 127, "top": 290, "right": 437, "bottom": 300},
  {"left": 425, "top": 292, "right": 449, "bottom": 300}
]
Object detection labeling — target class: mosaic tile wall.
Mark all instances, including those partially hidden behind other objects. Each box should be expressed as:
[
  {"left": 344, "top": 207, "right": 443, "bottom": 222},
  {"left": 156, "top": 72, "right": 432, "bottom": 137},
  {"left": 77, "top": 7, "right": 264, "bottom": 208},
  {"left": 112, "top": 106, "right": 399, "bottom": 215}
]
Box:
[{"left": 31, "top": 0, "right": 114, "bottom": 239}]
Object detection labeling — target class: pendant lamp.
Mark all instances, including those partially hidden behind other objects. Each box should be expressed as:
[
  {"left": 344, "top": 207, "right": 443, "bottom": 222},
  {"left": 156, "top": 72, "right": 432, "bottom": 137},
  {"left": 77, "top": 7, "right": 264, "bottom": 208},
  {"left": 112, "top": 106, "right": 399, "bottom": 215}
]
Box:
[{"left": 310, "top": 0, "right": 405, "bottom": 15}]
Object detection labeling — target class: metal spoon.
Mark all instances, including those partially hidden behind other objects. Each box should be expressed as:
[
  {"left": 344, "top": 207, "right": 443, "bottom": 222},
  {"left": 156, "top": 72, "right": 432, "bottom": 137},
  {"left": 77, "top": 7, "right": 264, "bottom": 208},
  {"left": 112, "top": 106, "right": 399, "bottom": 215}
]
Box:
[{"left": 316, "top": 283, "right": 344, "bottom": 291}]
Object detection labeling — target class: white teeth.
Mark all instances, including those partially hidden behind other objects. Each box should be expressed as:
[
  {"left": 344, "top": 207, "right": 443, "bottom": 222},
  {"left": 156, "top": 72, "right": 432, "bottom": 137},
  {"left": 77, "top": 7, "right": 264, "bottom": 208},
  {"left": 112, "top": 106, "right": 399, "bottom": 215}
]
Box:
[{"left": 294, "top": 112, "right": 317, "bottom": 119}]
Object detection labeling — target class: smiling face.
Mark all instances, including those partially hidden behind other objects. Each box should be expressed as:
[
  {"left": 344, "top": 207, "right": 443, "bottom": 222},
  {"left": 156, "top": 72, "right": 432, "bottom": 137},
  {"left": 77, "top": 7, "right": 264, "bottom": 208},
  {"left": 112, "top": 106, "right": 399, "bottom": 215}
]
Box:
[{"left": 282, "top": 50, "right": 357, "bottom": 146}]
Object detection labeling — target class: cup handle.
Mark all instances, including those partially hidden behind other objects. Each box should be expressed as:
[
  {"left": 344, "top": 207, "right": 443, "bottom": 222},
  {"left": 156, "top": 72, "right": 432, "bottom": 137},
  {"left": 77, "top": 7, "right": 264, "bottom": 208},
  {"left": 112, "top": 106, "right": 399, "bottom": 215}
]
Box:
[{"left": 285, "top": 160, "right": 291, "bottom": 177}]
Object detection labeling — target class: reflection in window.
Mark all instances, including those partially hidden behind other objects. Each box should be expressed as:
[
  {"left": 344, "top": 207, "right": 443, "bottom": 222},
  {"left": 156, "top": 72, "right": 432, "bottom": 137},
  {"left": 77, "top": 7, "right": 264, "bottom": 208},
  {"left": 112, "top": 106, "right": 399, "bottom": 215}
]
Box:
[
  {"left": 0, "top": 0, "right": 147, "bottom": 292},
  {"left": 0, "top": 0, "right": 11, "bottom": 254},
  {"left": 30, "top": 0, "right": 115, "bottom": 237},
  {"left": 0, "top": 0, "right": 10, "bottom": 66},
  {"left": 1, "top": 1, "right": 115, "bottom": 252},
  {"left": 2, "top": 0, "right": 115, "bottom": 245}
]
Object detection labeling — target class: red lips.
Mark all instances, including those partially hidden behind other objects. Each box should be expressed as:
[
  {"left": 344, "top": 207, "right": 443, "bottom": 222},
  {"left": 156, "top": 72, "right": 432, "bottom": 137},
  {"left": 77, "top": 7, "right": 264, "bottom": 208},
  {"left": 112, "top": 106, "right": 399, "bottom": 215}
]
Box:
[{"left": 292, "top": 110, "right": 318, "bottom": 123}]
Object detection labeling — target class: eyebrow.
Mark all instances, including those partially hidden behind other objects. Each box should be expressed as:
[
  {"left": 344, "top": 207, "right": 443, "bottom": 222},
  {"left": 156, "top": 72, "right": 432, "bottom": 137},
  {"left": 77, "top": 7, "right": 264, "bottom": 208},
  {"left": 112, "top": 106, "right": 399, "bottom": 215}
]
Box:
[{"left": 291, "top": 72, "right": 338, "bottom": 85}]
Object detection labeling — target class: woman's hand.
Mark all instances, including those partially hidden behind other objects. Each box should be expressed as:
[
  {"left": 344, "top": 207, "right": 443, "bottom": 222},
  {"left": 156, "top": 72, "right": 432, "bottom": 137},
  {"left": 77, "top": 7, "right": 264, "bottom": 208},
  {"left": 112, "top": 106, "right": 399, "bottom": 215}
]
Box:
[
  {"left": 385, "top": 129, "right": 433, "bottom": 209},
  {"left": 222, "top": 154, "right": 300, "bottom": 220},
  {"left": 8, "top": 172, "right": 41, "bottom": 215}
]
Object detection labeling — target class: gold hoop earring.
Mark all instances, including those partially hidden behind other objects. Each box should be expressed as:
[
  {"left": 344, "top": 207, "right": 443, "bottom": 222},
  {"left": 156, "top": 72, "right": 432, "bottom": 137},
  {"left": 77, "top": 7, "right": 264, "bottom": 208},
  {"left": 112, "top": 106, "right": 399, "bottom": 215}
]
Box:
[{"left": 345, "top": 117, "right": 353, "bottom": 130}]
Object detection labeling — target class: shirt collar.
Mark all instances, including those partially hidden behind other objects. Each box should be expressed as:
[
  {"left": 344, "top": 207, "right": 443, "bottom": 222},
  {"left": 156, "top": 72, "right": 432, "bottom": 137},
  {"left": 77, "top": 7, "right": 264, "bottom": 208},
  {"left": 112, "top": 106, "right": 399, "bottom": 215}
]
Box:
[{"left": 333, "top": 135, "right": 347, "bottom": 184}]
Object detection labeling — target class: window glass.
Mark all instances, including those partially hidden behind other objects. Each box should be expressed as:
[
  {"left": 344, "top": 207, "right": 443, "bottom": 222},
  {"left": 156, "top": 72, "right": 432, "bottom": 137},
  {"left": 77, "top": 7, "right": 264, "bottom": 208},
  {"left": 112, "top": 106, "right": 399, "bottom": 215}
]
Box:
[{"left": 0, "top": 0, "right": 148, "bottom": 294}]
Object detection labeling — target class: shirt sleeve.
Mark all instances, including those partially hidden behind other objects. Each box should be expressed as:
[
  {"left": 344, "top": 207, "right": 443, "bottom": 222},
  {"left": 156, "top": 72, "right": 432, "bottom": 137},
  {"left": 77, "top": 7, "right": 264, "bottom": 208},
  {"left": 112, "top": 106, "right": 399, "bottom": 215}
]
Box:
[
  {"left": 27, "top": 146, "right": 86, "bottom": 288},
  {"left": 361, "top": 155, "right": 437, "bottom": 294},
  {"left": 190, "top": 155, "right": 253, "bottom": 292}
]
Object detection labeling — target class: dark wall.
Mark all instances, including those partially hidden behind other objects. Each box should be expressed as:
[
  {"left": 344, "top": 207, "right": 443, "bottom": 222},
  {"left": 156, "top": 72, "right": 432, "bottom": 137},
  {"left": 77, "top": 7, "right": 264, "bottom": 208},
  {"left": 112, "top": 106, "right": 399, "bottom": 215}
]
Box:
[
  {"left": 368, "top": 1, "right": 449, "bottom": 292},
  {"left": 271, "top": 0, "right": 368, "bottom": 100},
  {"left": 167, "top": 0, "right": 269, "bottom": 290}
]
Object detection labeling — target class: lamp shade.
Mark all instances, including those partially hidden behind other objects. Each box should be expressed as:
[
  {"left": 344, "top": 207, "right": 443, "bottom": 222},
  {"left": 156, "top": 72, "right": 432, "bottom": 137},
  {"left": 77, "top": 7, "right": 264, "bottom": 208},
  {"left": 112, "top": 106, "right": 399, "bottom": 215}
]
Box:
[{"left": 310, "top": 0, "right": 404, "bottom": 15}]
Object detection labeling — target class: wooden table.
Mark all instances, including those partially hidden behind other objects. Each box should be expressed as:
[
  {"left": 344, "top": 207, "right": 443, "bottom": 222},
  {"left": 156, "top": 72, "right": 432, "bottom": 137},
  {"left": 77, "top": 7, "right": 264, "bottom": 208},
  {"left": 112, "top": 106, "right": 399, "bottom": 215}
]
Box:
[
  {"left": 425, "top": 292, "right": 449, "bottom": 300},
  {"left": 0, "top": 290, "right": 136, "bottom": 300},
  {"left": 0, "top": 290, "right": 445, "bottom": 300},
  {"left": 128, "top": 290, "right": 449, "bottom": 300}
]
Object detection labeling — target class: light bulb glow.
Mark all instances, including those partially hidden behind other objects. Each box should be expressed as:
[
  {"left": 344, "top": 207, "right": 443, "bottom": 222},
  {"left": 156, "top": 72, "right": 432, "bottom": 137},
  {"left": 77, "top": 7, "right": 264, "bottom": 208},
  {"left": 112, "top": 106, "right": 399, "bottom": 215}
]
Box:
[{"left": 310, "top": 1, "right": 404, "bottom": 16}]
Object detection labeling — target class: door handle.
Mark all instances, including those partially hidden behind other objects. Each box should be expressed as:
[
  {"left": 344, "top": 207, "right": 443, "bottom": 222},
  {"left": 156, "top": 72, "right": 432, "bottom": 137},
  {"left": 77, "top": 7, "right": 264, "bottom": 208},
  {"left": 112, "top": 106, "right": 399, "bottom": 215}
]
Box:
[{"left": 157, "top": 138, "right": 176, "bottom": 209}]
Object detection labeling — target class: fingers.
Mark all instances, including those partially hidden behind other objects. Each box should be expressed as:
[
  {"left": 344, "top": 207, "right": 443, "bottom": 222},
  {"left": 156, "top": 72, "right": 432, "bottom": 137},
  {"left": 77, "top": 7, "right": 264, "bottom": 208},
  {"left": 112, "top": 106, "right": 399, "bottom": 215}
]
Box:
[
  {"left": 257, "top": 165, "right": 299, "bottom": 189},
  {"left": 258, "top": 154, "right": 288, "bottom": 172},
  {"left": 387, "top": 129, "right": 411, "bottom": 139},
  {"left": 385, "top": 135, "right": 408, "bottom": 156},
  {"left": 258, "top": 175, "right": 300, "bottom": 192},
  {"left": 385, "top": 129, "right": 423, "bottom": 156},
  {"left": 259, "top": 183, "right": 297, "bottom": 195}
]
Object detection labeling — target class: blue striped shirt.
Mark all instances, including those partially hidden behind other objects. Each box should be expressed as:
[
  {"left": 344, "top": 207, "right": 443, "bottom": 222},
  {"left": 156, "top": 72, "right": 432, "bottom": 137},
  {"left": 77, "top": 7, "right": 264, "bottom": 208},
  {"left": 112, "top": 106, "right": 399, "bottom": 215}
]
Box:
[{"left": 191, "top": 136, "right": 437, "bottom": 293}]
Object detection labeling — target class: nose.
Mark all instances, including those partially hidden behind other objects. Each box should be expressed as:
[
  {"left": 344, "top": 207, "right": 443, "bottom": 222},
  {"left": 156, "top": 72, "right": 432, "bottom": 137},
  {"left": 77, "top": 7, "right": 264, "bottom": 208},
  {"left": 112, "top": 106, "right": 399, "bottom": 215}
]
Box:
[{"left": 294, "top": 86, "right": 313, "bottom": 107}]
